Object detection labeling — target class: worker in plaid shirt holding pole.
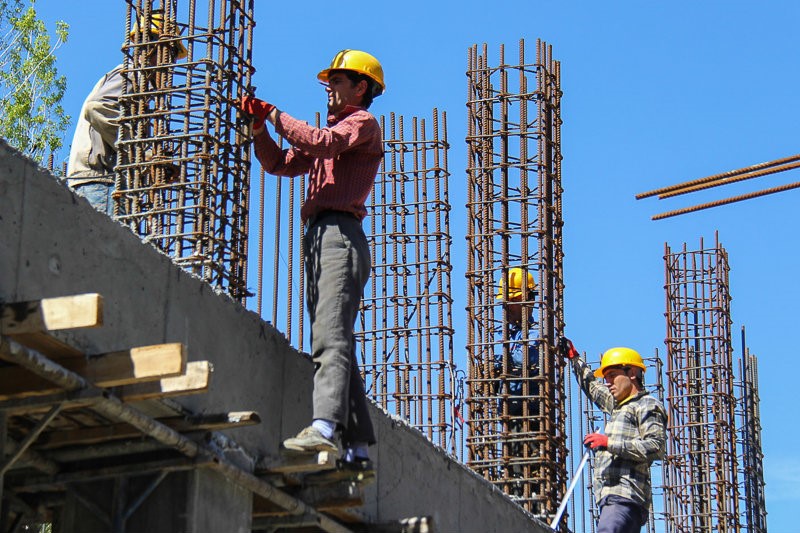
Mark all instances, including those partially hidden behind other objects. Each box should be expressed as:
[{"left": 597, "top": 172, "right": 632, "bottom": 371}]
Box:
[{"left": 560, "top": 338, "right": 667, "bottom": 533}]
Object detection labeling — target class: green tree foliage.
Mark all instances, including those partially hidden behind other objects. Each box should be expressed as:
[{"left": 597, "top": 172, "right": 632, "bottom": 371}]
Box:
[{"left": 0, "top": 0, "right": 68, "bottom": 166}]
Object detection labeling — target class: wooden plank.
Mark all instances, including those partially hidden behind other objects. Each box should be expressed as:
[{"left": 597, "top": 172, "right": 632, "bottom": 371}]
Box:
[
  {"left": 34, "top": 411, "right": 261, "bottom": 449},
  {"left": 252, "top": 493, "right": 290, "bottom": 517},
  {"left": 253, "top": 481, "right": 363, "bottom": 517},
  {"left": 261, "top": 451, "right": 337, "bottom": 475},
  {"left": 251, "top": 514, "right": 321, "bottom": 530},
  {"left": 0, "top": 343, "right": 186, "bottom": 399},
  {"left": 115, "top": 361, "right": 211, "bottom": 402},
  {"left": 0, "top": 294, "right": 103, "bottom": 334},
  {"left": 0, "top": 294, "right": 102, "bottom": 359},
  {"left": 0, "top": 333, "right": 83, "bottom": 360},
  {"left": 296, "top": 480, "right": 363, "bottom": 510},
  {"left": 351, "top": 517, "right": 434, "bottom": 533}
]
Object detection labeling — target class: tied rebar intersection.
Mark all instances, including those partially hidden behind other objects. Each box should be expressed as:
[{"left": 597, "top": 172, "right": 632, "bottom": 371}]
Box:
[
  {"left": 662, "top": 234, "right": 766, "bottom": 532},
  {"left": 464, "top": 39, "right": 567, "bottom": 519},
  {"left": 116, "top": 0, "right": 255, "bottom": 302}
]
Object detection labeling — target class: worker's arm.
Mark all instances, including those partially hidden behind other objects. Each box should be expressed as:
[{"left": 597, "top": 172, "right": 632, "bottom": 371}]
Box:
[
  {"left": 83, "top": 67, "right": 123, "bottom": 149},
  {"left": 252, "top": 128, "right": 314, "bottom": 177},
  {"left": 570, "top": 357, "right": 615, "bottom": 414},
  {"left": 272, "top": 108, "right": 381, "bottom": 160},
  {"left": 606, "top": 397, "right": 667, "bottom": 462}
]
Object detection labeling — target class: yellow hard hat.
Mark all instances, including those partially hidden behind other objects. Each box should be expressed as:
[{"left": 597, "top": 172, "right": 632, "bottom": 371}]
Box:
[
  {"left": 130, "top": 11, "right": 188, "bottom": 60},
  {"left": 317, "top": 49, "right": 385, "bottom": 96},
  {"left": 496, "top": 267, "right": 536, "bottom": 300},
  {"left": 594, "top": 347, "right": 646, "bottom": 378}
]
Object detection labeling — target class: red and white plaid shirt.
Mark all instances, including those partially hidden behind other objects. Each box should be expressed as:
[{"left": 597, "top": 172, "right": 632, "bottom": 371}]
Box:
[{"left": 253, "top": 105, "right": 383, "bottom": 223}]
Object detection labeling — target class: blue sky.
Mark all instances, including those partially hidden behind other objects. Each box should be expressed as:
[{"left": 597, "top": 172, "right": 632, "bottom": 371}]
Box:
[{"left": 39, "top": 0, "right": 799, "bottom": 529}]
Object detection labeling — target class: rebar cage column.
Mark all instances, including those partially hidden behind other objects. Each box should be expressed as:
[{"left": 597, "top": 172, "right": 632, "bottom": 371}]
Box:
[
  {"left": 736, "top": 328, "right": 767, "bottom": 533},
  {"left": 662, "top": 234, "right": 741, "bottom": 531},
  {"left": 117, "top": 0, "right": 255, "bottom": 302},
  {"left": 464, "top": 39, "right": 566, "bottom": 519},
  {"left": 356, "top": 110, "right": 458, "bottom": 457},
  {"left": 251, "top": 111, "right": 457, "bottom": 456}
]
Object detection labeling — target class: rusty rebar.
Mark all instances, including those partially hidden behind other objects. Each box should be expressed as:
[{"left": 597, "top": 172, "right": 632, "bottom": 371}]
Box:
[
  {"left": 652, "top": 179, "right": 800, "bottom": 220},
  {"left": 657, "top": 159, "right": 800, "bottom": 199},
  {"left": 639, "top": 154, "right": 800, "bottom": 220},
  {"left": 662, "top": 234, "right": 741, "bottom": 530},
  {"left": 117, "top": 0, "right": 255, "bottom": 302},
  {"left": 637, "top": 153, "right": 800, "bottom": 199},
  {"left": 465, "top": 39, "right": 566, "bottom": 519},
  {"left": 737, "top": 328, "right": 767, "bottom": 533},
  {"left": 356, "top": 110, "right": 456, "bottom": 456}
]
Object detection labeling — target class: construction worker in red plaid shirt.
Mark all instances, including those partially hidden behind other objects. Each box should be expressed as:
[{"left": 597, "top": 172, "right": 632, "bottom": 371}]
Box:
[
  {"left": 239, "top": 50, "right": 384, "bottom": 477},
  {"left": 560, "top": 338, "right": 667, "bottom": 533}
]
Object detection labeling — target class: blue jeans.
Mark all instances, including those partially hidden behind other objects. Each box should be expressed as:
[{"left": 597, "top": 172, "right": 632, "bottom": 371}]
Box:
[
  {"left": 71, "top": 180, "right": 115, "bottom": 216},
  {"left": 304, "top": 211, "right": 375, "bottom": 445},
  {"left": 597, "top": 495, "right": 647, "bottom": 533}
]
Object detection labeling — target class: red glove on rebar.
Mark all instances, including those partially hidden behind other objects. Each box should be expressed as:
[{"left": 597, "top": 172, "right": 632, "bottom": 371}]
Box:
[
  {"left": 239, "top": 95, "right": 275, "bottom": 130},
  {"left": 583, "top": 432, "right": 608, "bottom": 450},
  {"left": 559, "top": 337, "right": 579, "bottom": 360}
]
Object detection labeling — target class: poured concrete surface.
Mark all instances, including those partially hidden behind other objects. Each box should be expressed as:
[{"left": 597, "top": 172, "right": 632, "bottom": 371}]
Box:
[{"left": 0, "top": 140, "right": 551, "bottom": 532}]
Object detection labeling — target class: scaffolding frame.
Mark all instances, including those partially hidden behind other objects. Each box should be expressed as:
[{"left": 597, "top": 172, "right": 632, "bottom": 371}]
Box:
[
  {"left": 464, "top": 39, "right": 566, "bottom": 519},
  {"left": 662, "top": 234, "right": 741, "bottom": 531},
  {"left": 116, "top": 0, "right": 255, "bottom": 302}
]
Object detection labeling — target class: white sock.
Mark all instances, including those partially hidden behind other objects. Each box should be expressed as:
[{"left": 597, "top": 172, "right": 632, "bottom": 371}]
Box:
[
  {"left": 343, "top": 447, "right": 356, "bottom": 462},
  {"left": 344, "top": 442, "right": 369, "bottom": 461},
  {"left": 311, "top": 418, "right": 336, "bottom": 440}
]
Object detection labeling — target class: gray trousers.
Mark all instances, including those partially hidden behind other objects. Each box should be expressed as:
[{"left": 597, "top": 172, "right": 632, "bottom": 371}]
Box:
[{"left": 305, "top": 212, "right": 375, "bottom": 446}]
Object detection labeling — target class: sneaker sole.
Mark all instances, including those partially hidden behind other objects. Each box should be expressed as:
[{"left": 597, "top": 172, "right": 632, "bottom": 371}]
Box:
[{"left": 282, "top": 442, "right": 338, "bottom": 455}]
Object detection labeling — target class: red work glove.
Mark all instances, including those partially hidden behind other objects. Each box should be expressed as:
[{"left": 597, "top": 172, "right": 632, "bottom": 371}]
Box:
[
  {"left": 239, "top": 95, "right": 275, "bottom": 130},
  {"left": 559, "top": 336, "right": 579, "bottom": 360},
  {"left": 583, "top": 432, "right": 608, "bottom": 450}
]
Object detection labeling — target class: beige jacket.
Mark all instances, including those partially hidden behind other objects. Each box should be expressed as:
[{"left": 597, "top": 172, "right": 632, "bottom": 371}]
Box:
[{"left": 66, "top": 65, "right": 123, "bottom": 184}]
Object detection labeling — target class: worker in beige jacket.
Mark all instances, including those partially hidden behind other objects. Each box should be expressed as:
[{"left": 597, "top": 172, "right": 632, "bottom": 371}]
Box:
[
  {"left": 66, "top": 11, "right": 186, "bottom": 215},
  {"left": 66, "top": 64, "right": 125, "bottom": 214}
]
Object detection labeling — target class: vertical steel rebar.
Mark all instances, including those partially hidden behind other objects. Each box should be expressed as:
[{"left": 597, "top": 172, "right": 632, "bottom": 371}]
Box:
[
  {"left": 465, "top": 39, "right": 566, "bottom": 519},
  {"left": 356, "top": 110, "right": 456, "bottom": 456},
  {"left": 662, "top": 234, "right": 741, "bottom": 531},
  {"left": 117, "top": 0, "right": 255, "bottom": 303},
  {"left": 736, "top": 327, "right": 767, "bottom": 533}
]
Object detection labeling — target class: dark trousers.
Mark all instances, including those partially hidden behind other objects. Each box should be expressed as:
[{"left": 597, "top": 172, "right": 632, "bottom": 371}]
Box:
[
  {"left": 597, "top": 496, "right": 647, "bottom": 533},
  {"left": 305, "top": 212, "right": 375, "bottom": 446}
]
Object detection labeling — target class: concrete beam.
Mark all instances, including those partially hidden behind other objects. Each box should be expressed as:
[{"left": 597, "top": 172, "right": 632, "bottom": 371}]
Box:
[{"left": 0, "top": 140, "right": 551, "bottom": 532}]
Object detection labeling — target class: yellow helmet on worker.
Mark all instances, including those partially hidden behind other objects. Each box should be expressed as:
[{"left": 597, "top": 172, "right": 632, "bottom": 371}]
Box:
[
  {"left": 496, "top": 267, "right": 536, "bottom": 300},
  {"left": 318, "top": 49, "right": 385, "bottom": 96},
  {"left": 594, "top": 347, "right": 646, "bottom": 378},
  {"left": 130, "top": 10, "right": 188, "bottom": 60}
]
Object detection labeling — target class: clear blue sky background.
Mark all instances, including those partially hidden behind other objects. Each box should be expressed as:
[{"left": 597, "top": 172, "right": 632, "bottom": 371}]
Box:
[{"left": 39, "top": 1, "right": 799, "bottom": 529}]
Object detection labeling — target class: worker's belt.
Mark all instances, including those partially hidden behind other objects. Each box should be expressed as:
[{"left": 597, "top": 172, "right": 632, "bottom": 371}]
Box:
[
  {"left": 66, "top": 176, "right": 115, "bottom": 187},
  {"left": 305, "top": 210, "right": 360, "bottom": 229}
]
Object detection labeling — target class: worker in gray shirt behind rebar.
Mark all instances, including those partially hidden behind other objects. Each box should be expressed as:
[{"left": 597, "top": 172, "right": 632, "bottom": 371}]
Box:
[
  {"left": 559, "top": 338, "right": 667, "bottom": 533},
  {"left": 66, "top": 11, "right": 185, "bottom": 215}
]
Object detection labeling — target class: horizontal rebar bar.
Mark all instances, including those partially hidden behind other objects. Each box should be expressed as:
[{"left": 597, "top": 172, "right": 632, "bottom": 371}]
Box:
[
  {"left": 636, "top": 153, "right": 800, "bottom": 199},
  {"left": 653, "top": 180, "right": 800, "bottom": 220},
  {"left": 658, "top": 159, "right": 800, "bottom": 199}
]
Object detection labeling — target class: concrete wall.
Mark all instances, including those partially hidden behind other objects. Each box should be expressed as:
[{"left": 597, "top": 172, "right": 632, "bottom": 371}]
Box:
[{"left": 0, "top": 140, "right": 550, "bottom": 532}]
